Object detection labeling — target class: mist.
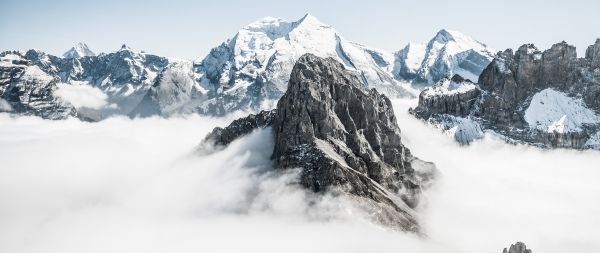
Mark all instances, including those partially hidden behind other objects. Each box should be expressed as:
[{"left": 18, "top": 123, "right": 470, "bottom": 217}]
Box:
[{"left": 0, "top": 99, "right": 599, "bottom": 253}]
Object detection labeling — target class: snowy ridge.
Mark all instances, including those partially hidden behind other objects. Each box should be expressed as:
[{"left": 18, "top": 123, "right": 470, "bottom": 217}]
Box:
[
  {"left": 421, "top": 76, "right": 478, "bottom": 98},
  {"left": 524, "top": 88, "right": 600, "bottom": 134},
  {"left": 146, "top": 14, "right": 409, "bottom": 116},
  {"left": 394, "top": 29, "right": 495, "bottom": 85}
]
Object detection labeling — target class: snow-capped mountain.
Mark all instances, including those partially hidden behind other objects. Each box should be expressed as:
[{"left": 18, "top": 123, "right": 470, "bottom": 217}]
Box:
[
  {"left": 0, "top": 45, "right": 170, "bottom": 119},
  {"left": 133, "top": 14, "right": 410, "bottom": 117},
  {"left": 394, "top": 29, "right": 495, "bottom": 85},
  {"left": 411, "top": 39, "right": 600, "bottom": 149},
  {"left": 63, "top": 42, "right": 96, "bottom": 59},
  {"left": 1, "top": 14, "right": 499, "bottom": 120},
  {"left": 0, "top": 51, "right": 76, "bottom": 119}
]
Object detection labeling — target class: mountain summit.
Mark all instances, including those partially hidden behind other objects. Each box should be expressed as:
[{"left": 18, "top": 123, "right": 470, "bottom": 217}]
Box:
[
  {"left": 201, "top": 54, "right": 436, "bottom": 231},
  {"left": 63, "top": 42, "right": 96, "bottom": 59},
  {"left": 394, "top": 29, "right": 495, "bottom": 84},
  {"left": 133, "top": 14, "right": 409, "bottom": 117}
]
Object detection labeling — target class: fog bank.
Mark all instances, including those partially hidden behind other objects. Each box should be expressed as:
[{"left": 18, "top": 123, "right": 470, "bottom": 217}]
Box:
[{"left": 0, "top": 99, "right": 598, "bottom": 253}]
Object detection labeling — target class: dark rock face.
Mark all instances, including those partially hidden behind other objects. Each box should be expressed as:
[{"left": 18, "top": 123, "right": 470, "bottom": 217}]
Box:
[
  {"left": 412, "top": 40, "right": 600, "bottom": 149},
  {"left": 412, "top": 75, "right": 481, "bottom": 119},
  {"left": 201, "top": 54, "right": 436, "bottom": 232},
  {"left": 502, "top": 242, "right": 532, "bottom": 253},
  {"left": 203, "top": 110, "right": 276, "bottom": 148}
]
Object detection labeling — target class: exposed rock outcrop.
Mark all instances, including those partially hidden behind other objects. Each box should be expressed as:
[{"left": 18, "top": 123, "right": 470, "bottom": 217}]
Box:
[
  {"left": 501, "top": 242, "right": 532, "bottom": 253},
  {"left": 412, "top": 40, "right": 600, "bottom": 149},
  {"left": 201, "top": 54, "right": 436, "bottom": 232},
  {"left": 0, "top": 55, "right": 75, "bottom": 119}
]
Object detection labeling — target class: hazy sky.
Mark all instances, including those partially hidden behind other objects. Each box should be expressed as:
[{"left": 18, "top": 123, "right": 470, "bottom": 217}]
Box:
[{"left": 2, "top": 0, "right": 599, "bottom": 59}]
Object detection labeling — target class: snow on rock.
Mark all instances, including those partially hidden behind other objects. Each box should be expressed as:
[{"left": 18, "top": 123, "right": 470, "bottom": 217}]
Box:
[
  {"left": 421, "top": 75, "right": 478, "bottom": 99},
  {"left": 63, "top": 42, "right": 96, "bottom": 59},
  {"left": 428, "top": 114, "right": 484, "bottom": 144},
  {"left": 187, "top": 13, "right": 408, "bottom": 115},
  {"left": 585, "top": 131, "right": 600, "bottom": 149},
  {"left": 394, "top": 29, "right": 495, "bottom": 85},
  {"left": 524, "top": 88, "right": 600, "bottom": 133}
]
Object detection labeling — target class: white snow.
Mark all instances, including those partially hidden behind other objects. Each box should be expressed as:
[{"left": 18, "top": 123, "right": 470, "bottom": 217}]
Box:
[
  {"left": 397, "top": 29, "right": 495, "bottom": 84},
  {"left": 524, "top": 88, "right": 600, "bottom": 133},
  {"left": 63, "top": 42, "right": 96, "bottom": 59},
  {"left": 200, "top": 14, "right": 401, "bottom": 97},
  {"left": 429, "top": 115, "right": 484, "bottom": 144},
  {"left": 314, "top": 138, "right": 350, "bottom": 168},
  {"left": 403, "top": 42, "right": 426, "bottom": 72},
  {"left": 585, "top": 131, "right": 600, "bottom": 149},
  {"left": 422, "top": 78, "right": 478, "bottom": 98},
  {"left": 0, "top": 98, "right": 12, "bottom": 112},
  {"left": 22, "top": 65, "right": 55, "bottom": 84}
]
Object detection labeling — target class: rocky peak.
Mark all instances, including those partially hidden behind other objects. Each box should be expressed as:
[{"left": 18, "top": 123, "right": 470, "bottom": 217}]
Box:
[
  {"left": 501, "top": 242, "right": 532, "bottom": 253},
  {"left": 586, "top": 38, "right": 600, "bottom": 67},
  {"left": 515, "top": 44, "right": 540, "bottom": 60},
  {"left": 432, "top": 29, "right": 456, "bottom": 43},
  {"left": 63, "top": 42, "right": 95, "bottom": 59},
  {"left": 201, "top": 54, "right": 436, "bottom": 231}
]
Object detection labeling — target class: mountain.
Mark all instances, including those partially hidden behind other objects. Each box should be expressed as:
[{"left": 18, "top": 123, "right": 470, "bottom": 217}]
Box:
[
  {"left": 501, "top": 242, "right": 532, "bottom": 253},
  {"left": 200, "top": 54, "right": 436, "bottom": 231},
  {"left": 0, "top": 45, "right": 170, "bottom": 119},
  {"left": 132, "top": 14, "right": 410, "bottom": 117},
  {"left": 0, "top": 51, "right": 76, "bottom": 119},
  {"left": 411, "top": 39, "right": 600, "bottom": 149},
  {"left": 1, "top": 15, "right": 497, "bottom": 120},
  {"left": 63, "top": 42, "right": 96, "bottom": 59},
  {"left": 394, "top": 29, "right": 495, "bottom": 85}
]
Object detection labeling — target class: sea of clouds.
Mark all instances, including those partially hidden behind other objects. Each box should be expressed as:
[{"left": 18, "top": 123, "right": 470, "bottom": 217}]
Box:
[{"left": 0, "top": 99, "right": 598, "bottom": 253}]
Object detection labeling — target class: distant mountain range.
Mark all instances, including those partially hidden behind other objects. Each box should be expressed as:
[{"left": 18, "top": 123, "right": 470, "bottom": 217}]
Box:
[{"left": 0, "top": 14, "right": 494, "bottom": 120}]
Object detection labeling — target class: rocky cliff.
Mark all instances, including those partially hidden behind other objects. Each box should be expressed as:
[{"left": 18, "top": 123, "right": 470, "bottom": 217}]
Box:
[
  {"left": 0, "top": 55, "right": 75, "bottom": 119},
  {"left": 202, "top": 54, "right": 436, "bottom": 231},
  {"left": 412, "top": 40, "right": 600, "bottom": 149},
  {"left": 501, "top": 242, "right": 532, "bottom": 253}
]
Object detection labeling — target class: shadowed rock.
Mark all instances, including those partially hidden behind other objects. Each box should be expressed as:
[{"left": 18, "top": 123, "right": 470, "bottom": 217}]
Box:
[
  {"left": 502, "top": 242, "right": 532, "bottom": 253},
  {"left": 201, "top": 53, "right": 436, "bottom": 232}
]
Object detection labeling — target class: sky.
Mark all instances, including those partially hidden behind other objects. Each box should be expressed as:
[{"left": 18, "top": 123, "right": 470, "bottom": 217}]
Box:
[{"left": 1, "top": 0, "right": 599, "bottom": 59}]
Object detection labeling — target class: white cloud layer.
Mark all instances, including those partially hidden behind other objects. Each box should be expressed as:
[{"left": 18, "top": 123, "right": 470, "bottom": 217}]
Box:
[
  {"left": 55, "top": 83, "right": 109, "bottom": 109},
  {"left": 0, "top": 99, "right": 598, "bottom": 253}
]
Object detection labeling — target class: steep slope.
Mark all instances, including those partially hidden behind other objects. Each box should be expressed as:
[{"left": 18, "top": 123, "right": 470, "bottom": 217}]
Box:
[
  {"left": 394, "top": 29, "right": 495, "bottom": 85},
  {"left": 201, "top": 54, "right": 436, "bottom": 231},
  {"left": 133, "top": 14, "right": 409, "bottom": 117},
  {"left": 412, "top": 39, "right": 600, "bottom": 149},
  {"left": 0, "top": 52, "right": 75, "bottom": 119},
  {"left": 63, "top": 42, "right": 96, "bottom": 59}
]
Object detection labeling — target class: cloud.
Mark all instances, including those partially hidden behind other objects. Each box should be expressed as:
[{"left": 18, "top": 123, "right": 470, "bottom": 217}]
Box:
[
  {"left": 0, "top": 98, "right": 12, "bottom": 111},
  {"left": 0, "top": 99, "right": 598, "bottom": 253},
  {"left": 54, "top": 83, "right": 110, "bottom": 109}
]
